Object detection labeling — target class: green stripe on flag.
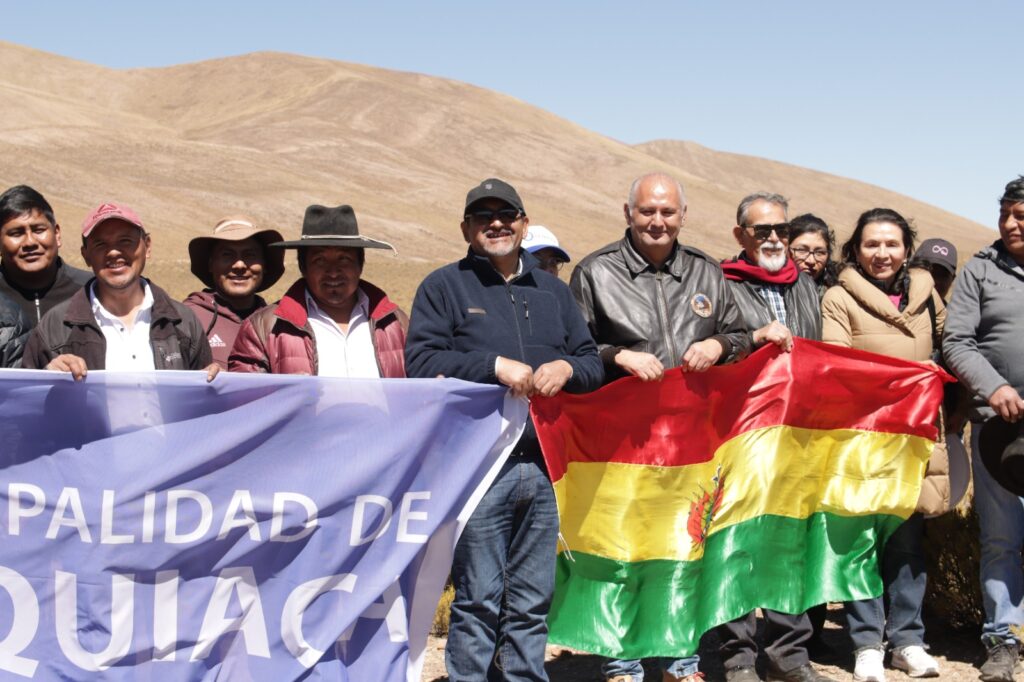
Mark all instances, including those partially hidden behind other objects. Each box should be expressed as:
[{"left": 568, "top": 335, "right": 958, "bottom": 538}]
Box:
[{"left": 549, "top": 511, "right": 905, "bottom": 659}]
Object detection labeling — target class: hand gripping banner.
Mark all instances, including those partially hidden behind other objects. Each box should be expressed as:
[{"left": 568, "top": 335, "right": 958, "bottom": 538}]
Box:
[{"left": 0, "top": 370, "right": 525, "bottom": 681}]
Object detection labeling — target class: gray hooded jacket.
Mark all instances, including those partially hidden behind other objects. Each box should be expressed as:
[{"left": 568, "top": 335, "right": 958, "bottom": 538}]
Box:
[{"left": 942, "top": 240, "right": 1024, "bottom": 420}]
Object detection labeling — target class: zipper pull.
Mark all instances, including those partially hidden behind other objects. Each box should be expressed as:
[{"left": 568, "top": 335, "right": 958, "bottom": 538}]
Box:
[{"left": 524, "top": 296, "right": 529, "bottom": 319}]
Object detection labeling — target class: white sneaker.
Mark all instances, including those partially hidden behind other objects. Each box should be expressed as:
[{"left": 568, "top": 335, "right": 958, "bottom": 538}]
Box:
[
  {"left": 890, "top": 645, "right": 940, "bottom": 678},
  {"left": 853, "top": 647, "right": 886, "bottom": 682}
]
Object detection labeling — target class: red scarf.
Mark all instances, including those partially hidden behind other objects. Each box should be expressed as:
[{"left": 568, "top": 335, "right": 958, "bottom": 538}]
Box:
[{"left": 720, "top": 253, "right": 800, "bottom": 284}]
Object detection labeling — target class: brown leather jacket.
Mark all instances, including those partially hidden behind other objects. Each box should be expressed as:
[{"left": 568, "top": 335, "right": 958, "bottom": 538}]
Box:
[{"left": 229, "top": 279, "right": 408, "bottom": 377}]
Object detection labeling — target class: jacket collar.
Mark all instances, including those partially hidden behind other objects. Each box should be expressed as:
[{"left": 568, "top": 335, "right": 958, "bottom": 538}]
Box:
[
  {"left": 619, "top": 230, "right": 684, "bottom": 278},
  {"left": 186, "top": 289, "right": 268, "bottom": 324},
  {"left": 0, "top": 256, "right": 68, "bottom": 298},
  {"left": 981, "top": 240, "right": 1024, "bottom": 279},
  {"left": 838, "top": 267, "right": 934, "bottom": 329},
  {"left": 463, "top": 247, "right": 539, "bottom": 283},
  {"left": 64, "top": 277, "right": 181, "bottom": 328},
  {"left": 275, "top": 277, "right": 398, "bottom": 331}
]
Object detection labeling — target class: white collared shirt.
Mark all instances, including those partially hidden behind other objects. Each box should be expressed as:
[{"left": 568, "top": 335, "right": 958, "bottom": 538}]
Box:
[
  {"left": 305, "top": 288, "right": 381, "bottom": 378},
  {"left": 90, "top": 281, "right": 157, "bottom": 371}
]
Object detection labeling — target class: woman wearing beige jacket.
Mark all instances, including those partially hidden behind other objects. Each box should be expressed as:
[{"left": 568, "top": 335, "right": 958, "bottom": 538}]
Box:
[{"left": 821, "top": 208, "right": 945, "bottom": 682}]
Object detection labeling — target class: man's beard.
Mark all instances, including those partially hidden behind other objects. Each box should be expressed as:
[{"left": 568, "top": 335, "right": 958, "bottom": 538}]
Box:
[{"left": 757, "top": 241, "right": 788, "bottom": 273}]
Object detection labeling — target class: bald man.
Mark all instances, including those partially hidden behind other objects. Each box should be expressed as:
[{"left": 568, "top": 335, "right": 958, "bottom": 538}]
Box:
[{"left": 570, "top": 173, "right": 752, "bottom": 682}]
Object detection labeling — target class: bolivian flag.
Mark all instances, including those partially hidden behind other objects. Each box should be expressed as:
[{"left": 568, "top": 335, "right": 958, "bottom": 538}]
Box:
[{"left": 531, "top": 339, "right": 949, "bottom": 659}]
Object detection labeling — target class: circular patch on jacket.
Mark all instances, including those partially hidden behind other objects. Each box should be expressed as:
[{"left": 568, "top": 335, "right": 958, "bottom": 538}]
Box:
[{"left": 691, "top": 293, "right": 713, "bottom": 318}]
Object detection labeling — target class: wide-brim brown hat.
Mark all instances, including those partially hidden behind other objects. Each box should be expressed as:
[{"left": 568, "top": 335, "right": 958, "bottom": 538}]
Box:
[
  {"left": 272, "top": 204, "right": 395, "bottom": 251},
  {"left": 188, "top": 215, "right": 285, "bottom": 292},
  {"left": 980, "top": 417, "right": 1024, "bottom": 496}
]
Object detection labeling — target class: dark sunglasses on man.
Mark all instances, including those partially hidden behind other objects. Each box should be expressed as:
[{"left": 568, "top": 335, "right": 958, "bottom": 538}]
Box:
[
  {"left": 465, "top": 208, "right": 523, "bottom": 225},
  {"left": 743, "top": 223, "right": 791, "bottom": 241}
]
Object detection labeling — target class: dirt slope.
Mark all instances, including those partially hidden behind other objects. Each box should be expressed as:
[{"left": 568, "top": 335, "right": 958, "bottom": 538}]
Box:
[{"left": 0, "top": 41, "right": 993, "bottom": 307}]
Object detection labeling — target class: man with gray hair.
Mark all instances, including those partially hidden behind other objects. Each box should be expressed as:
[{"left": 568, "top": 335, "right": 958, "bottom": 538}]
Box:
[
  {"left": 571, "top": 172, "right": 752, "bottom": 682},
  {"left": 717, "top": 192, "right": 829, "bottom": 682}
]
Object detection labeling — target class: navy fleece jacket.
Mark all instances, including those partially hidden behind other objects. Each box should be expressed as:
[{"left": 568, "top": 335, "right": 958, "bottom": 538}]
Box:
[{"left": 405, "top": 249, "right": 603, "bottom": 456}]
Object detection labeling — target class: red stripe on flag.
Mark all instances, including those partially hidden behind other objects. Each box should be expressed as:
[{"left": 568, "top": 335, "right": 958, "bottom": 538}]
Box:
[{"left": 532, "top": 339, "right": 949, "bottom": 482}]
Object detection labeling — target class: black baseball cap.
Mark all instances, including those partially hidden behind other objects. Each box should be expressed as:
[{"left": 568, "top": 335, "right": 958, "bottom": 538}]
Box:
[
  {"left": 464, "top": 178, "right": 525, "bottom": 215},
  {"left": 915, "top": 238, "right": 958, "bottom": 276}
]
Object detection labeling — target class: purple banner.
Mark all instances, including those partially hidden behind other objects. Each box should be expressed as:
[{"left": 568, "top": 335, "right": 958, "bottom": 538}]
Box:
[{"left": 0, "top": 370, "right": 525, "bottom": 681}]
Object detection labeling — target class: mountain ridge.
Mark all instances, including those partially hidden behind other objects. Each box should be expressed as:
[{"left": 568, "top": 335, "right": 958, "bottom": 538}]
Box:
[{"left": 0, "top": 41, "right": 992, "bottom": 306}]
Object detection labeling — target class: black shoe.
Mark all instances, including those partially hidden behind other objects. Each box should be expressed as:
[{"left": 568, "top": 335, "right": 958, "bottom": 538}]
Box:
[
  {"left": 725, "top": 666, "right": 762, "bottom": 682},
  {"left": 765, "top": 663, "right": 836, "bottom": 682},
  {"left": 980, "top": 637, "right": 1020, "bottom": 682}
]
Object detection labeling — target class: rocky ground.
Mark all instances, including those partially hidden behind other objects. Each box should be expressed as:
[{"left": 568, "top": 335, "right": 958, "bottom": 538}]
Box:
[{"left": 421, "top": 607, "right": 988, "bottom": 681}]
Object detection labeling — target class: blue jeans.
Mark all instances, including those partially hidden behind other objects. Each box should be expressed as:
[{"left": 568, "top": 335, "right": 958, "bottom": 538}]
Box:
[
  {"left": 602, "top": 655, "right": 700, "bottom": 679},
  {"left": 445, "top": 455, "right": 558, "bottom": 681},
  {"left": 971, "top": 422, "right": 1024, "bottom": 644},
  {"left": 845, "top": 513, "right": 926, "bottom": 651}
]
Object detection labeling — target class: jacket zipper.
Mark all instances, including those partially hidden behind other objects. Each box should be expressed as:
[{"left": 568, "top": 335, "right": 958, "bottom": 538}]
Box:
[
  {"left": 655, "top": 271, "right": 678, "bottom": 362},
  {"left": 524, "top": 294, "right": 532, "bottom": 336},
  {"left": 34, "top": 294, "right": 41, "bottom": 324},
  {"left": 507, "top": 285, "right": 527, "bottom": 362}
]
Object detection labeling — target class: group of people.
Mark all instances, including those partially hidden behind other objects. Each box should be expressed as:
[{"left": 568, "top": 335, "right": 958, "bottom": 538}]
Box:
[{"left": 0, "top": 174, "right": 1021, "bottom": 682}]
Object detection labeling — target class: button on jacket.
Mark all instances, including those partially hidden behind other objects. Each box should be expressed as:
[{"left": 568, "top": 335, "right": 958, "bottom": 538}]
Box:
[{"left": 570, "top": 231, "right": 752, "bottom": 383}]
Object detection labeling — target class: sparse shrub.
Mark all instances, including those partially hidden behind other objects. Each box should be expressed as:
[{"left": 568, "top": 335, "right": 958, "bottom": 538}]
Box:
[{"left": 432, "top": 581, "right": 454, "bottom": 636}]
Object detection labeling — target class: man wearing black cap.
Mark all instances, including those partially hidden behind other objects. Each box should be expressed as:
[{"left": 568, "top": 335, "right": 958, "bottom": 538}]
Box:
[
  {"left": 229, "top": 204, "right": 407, "bottom": 377},
  {"left": 910, "top": 238, "right": 958, "bottom": 300},
  {"left": 405, "top": 179, "right": 603, "bottom": 681},
  {"left": 943, "top": 176, "right": 1024, "bottom": 682}
]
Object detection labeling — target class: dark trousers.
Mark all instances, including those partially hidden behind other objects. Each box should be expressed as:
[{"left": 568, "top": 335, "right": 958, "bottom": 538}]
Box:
[
  {"left": 807, "top": 603, "right": 828, "bottom": 639},
  {"left": 718, "top": 609, "right": 814, "bottom": 673}
]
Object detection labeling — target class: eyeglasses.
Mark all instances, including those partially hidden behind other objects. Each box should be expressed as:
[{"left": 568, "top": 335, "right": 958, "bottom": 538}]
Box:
[
  {"left": 790, "top": 246, "right": 829, "bottom": 261},
  {"left": 743, "top": 223, "right": 791, "bottom": 241},
  {"left": 536, "top": 256, "right": 567, "bottom": 273},
  {"left": 465, "top": 208, "right": 522, "bottom": 225}
]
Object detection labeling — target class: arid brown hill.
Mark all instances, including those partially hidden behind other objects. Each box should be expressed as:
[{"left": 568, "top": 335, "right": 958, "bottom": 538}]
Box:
[{"left": 0, "top": 41, "right": 994, "bottom": 307}]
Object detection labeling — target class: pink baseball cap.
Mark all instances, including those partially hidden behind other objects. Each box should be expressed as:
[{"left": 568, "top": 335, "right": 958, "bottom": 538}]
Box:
[{"left": 81, "top": 202, "right": 145, "bottom": 238}]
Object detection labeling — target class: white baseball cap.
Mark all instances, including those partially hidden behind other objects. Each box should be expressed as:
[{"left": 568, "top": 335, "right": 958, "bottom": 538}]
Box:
[{"left": 523, "top": 225, "right": 570, "bottom": 262}]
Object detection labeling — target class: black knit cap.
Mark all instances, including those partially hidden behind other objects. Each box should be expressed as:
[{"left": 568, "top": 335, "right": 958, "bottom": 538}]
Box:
[{"left": 1000, "top": 175, "right": 1024, "bottom": 204}]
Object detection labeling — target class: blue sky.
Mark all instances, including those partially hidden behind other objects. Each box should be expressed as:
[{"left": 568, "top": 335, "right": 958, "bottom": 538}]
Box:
[{"left": 2, "top": 2, "right": 1018, "bottom": 227}]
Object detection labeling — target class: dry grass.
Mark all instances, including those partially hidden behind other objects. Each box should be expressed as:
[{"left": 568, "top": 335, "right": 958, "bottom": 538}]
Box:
[
  {"left": 0, "top": 39, "right": 996, "bottom": 308},
  {"left": 432, "top": 582, "right": 454, "bottom": 637}
]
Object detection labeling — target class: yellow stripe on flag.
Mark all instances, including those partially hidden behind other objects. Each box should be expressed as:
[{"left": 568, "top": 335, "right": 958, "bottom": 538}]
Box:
[{"left": 553, "top": 425, "right": 932, "bottom": 563}]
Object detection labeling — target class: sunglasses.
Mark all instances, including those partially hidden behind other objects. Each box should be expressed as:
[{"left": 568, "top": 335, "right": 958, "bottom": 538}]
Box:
[
  {"left": 743, "top": 223, "right": 791, "bottom": 241},
  {"left": 465, "top": 208, "right": 522, "bottom": 225}
]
